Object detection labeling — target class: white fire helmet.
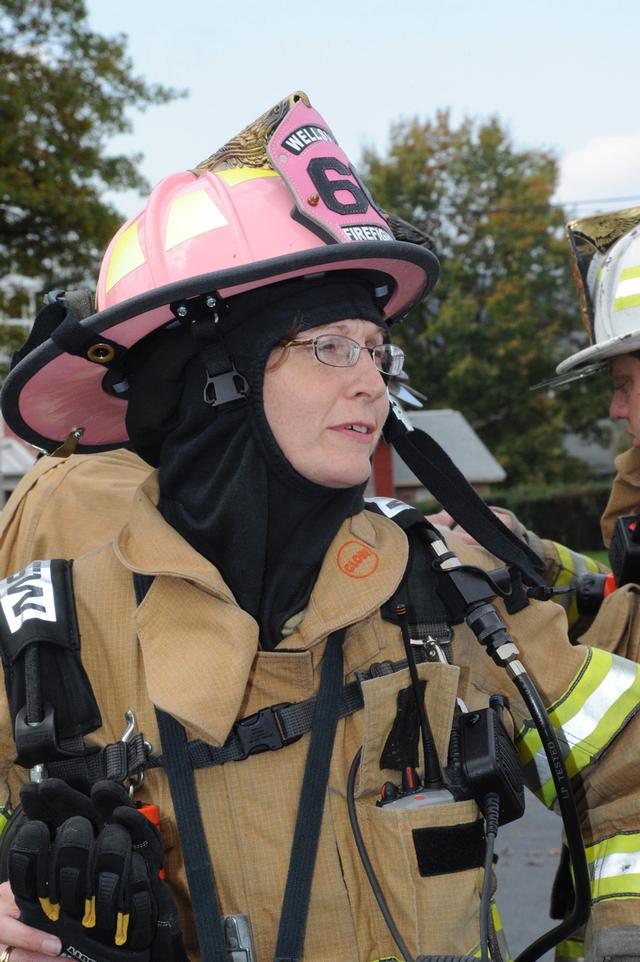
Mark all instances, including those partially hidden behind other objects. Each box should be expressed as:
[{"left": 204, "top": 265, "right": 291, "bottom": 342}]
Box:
[{"left": 553, "top": 206, "right": 640, "bottom": 387}]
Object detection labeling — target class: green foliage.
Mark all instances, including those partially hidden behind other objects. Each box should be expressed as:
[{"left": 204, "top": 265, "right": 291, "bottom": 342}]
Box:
[
  {"left": 0, "top": 321, "right": 28, "bottom": 383},
  {"left": 489, "top": 479, "right": 613, "bottom": 550},
  {"left": 417, "top": 479, "right": 613, "bottom": 551},
  {"left": 362, "top": 112, "right": 611, "bottom": 486},
  {"left": 0, "top": 0, "right": 184, "bottom": 309}
]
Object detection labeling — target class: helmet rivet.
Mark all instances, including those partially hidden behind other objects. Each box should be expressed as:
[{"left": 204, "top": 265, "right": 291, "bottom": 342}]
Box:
[
  {"left": 177, "top": 304, "right": 188, "bottom": 318},
  {"left": 87, "top": 343, "right": 116, "bottom": 364},
  {"left": 307, "top": 194, "right": 319, "bottom": 207},
  {"left": 206, "top": 295, "right": 217, "bottom": 309}
]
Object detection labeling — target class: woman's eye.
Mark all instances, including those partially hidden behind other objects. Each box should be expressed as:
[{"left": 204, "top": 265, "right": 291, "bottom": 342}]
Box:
[{"left": 320, "top": 338, "right": 346, "bottom": 357}]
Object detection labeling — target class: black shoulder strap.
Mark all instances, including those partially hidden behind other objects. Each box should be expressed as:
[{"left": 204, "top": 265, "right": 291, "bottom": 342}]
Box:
[
  {"left": 367, "top": 494, "right": 529, "bottom": 615},
  {"left": 155, "top": 708, "right": 229, "bottom": 962},
  {"left": 134, "top": 574, "right": 229, "bottom": 962},
  {"left": 384, "top": 404, "right": 545, "bottom": 588},
  {"left": 274, "top": 628, "right": 345, "bottom": 962},
  {"left": 136, "top": 574, "right": 347, "bottom": 962}
]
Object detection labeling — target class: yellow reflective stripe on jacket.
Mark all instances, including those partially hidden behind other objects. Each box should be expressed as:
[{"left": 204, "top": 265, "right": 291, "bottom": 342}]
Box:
[
  {"left": 587, "top": 832, "right": 640, "bottom": 902},
  {"left": 554, "top": 935, "right": 585, "bottom": 960},
  {"left": 516, "top": 649, "right": 640, "bottom": 806},
  {"left": 468, "top": 900, "right": 511, "bottom": 960},
  {"left": 550, "top": 542, "right": 600, "bottom": 626}
]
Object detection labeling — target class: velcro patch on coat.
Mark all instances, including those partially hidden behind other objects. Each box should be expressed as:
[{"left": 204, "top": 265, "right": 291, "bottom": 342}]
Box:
[{"left": 412, "top": 820, "right": 485, "bottom": 877}]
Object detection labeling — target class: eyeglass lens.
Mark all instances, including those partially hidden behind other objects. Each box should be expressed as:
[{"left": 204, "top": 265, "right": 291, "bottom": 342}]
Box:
[{"left": 314, "top": 334, "right": 404, "bottom": 375}]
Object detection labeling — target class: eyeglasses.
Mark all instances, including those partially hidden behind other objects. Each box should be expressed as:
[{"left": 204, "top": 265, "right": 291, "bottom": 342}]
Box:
[{"left": 282, "top": 333, "right": 405, "bottom": 376}]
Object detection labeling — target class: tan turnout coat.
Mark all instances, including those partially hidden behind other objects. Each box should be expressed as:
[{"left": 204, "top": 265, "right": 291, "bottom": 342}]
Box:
[
  {"left": 1, "top": 471, "right": 640, "bottom": 960},
  {"left": 0, "top": 449, "right": 151, "bottom": 573},
  {"left": 577, "top": 447, "right": 640, "bottom": 664}
]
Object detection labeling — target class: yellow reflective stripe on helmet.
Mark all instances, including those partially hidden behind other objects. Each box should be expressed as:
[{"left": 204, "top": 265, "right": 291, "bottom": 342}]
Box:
[
  {"left": 516, "top": 649, "right": 640, "bottom": 806},
  {"left": 105, "top": 222, "right": 146, "bottom": 294},
  {"left": 164, "top": 189, "right": 229, "bottom": 251},
  {"left": 615, "top": 292, "right": 640, "bottom": 311},
  {"left": 619, "top": 265, "right": 640, "bottom": 281},
  {"left": 615, "top": 268, "right": 640, "bottom": 311},
  {"left": 0, "top": 806, "right": 10, "bottom": 838},
  {"left": 587, "top": 832, "right": 640, "bottom": 902},
  {"left": 215, "top": 167, "right": 279, "bottom": 187}
]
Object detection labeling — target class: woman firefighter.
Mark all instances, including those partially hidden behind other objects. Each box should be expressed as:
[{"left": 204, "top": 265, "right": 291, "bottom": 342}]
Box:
[{"left": 0, "top": 92, "right": 639, "bottom": 962}]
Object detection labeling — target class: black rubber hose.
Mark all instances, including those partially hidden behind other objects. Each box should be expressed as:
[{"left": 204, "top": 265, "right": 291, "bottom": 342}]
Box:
[
  {"left": 511, "top": 671, "right": 591, "bottom": 962},
  {"left": 347, "top": 749, "right": 414, "bottom": 962},
  {"left": 480, "top": 793, "right": 500, "bottom": 962}
]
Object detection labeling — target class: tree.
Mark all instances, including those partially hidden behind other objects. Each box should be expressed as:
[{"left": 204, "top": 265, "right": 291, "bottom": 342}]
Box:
[
  {"left": 362, "top": 112, "right": 610, "bottom": 486},
  {"left": 0, "top": 0, "right": 183, "bottom": 311},
  {"left": 0, "top": 321, "right": 27, "bottom": 383}
]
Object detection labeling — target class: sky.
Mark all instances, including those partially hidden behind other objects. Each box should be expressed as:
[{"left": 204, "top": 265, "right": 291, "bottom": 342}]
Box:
[{"left": 86, "top": 0, "right": 640, "bottom": 222}]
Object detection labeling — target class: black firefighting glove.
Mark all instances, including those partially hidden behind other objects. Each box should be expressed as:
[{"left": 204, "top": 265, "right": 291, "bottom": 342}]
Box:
[{"left": 8, "top": 778, "right": 190, "bottom": 962}]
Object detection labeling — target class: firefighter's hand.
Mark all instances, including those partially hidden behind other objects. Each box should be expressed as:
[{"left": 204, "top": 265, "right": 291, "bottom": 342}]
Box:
[
  {"left": 0, "top": 879, "right": 63, "bottom": 961},
  {"left": 427, "top": 508, "right": 517, "bottom": 545},
  {"left": 8, "top": 779, "right": 190, "bottom": 962}
]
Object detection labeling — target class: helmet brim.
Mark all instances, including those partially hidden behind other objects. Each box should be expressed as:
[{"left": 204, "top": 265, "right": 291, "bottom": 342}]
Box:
[
  {"left": 2, "top": 240, "right": 438, "bottom": 452},
  {"left": 558, "top": 330, "right": 640, "bottom": 374},
  {"left": 533, "top": 330, "right": 640, "bottom": 391}
]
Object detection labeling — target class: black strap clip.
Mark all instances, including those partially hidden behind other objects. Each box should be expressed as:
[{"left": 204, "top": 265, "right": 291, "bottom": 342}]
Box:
[
  {"left": 203, "top": 365, "right": 248, "bottom": 406},
  {"left": 14, "top": 703, "right": 82, "bottom": 769},
  {"left": 234, "top": 703, "right": 300, "bottom": 759}
]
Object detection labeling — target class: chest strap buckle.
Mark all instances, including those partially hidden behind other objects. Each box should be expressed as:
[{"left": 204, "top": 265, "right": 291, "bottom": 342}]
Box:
[{"left": 235, "top": 703, "right": 301, "bottom": 758}]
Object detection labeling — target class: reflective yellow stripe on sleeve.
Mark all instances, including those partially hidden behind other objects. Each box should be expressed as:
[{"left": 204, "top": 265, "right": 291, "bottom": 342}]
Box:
[
  {"left": 516, "top": 648, "right": 640, "bottom": 806},
  {"left": 587, "top": 832, "right": 640, "bottom": 902},
  {"left": 550, "top": 542, "right": 600, "bottom": 626}
]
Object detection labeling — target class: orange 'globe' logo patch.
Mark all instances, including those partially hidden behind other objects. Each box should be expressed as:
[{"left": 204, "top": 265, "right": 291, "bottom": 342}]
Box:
[{"left": 337, "top": 540, "right": 380, "bottom": 579}]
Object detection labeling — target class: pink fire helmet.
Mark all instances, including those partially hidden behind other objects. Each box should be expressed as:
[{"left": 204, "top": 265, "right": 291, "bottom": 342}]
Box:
[{"left": 2, "top": 91, "right": 439, "bottom": 452}]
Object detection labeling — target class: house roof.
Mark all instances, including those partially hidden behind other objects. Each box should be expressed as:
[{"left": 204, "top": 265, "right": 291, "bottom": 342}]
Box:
[
  {"left": 392, "top": 409, "right": 506, "bottom": 487},
  {"left": 1, "top": 431, "right": 37, "bottom": 488}
]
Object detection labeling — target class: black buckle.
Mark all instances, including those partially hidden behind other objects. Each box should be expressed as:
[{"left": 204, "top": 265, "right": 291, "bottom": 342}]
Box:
[
  {"left": 234, "top": 703, "right": 298, "bottom": 759},
  {"left": 14, "top": 703, "right": 88, "bottom": 769},
  {"left": 203, "top": 366, "right": 248, "bottom": 406}
]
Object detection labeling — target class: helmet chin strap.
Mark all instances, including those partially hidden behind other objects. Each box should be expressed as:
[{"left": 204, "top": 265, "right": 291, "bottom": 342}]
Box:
[{"left": 383, "top": 399, "right": 545, "bottom": 590}]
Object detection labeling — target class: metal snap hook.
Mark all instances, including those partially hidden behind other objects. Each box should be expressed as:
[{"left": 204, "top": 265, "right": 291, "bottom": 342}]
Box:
[{"left": 119, "top": 709, "right": 145, "bottom": 795}]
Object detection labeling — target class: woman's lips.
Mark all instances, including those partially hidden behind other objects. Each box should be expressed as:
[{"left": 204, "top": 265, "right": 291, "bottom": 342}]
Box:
[{"left": 330, "top": 423, "right": 376, "bottom": 444}]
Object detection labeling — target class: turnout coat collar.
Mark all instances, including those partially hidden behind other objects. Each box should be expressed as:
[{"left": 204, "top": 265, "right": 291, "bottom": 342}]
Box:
[
  {"left": 601, "top": 445, "right": 640, "bottom": 546},
  {"left": 112, "top": 473, "right": 408, "bottom": 746}
]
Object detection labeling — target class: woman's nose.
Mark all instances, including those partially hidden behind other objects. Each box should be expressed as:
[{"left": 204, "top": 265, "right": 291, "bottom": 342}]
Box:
[{"left": 350, "top": 349, "right": 387, "bottom": 396}]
